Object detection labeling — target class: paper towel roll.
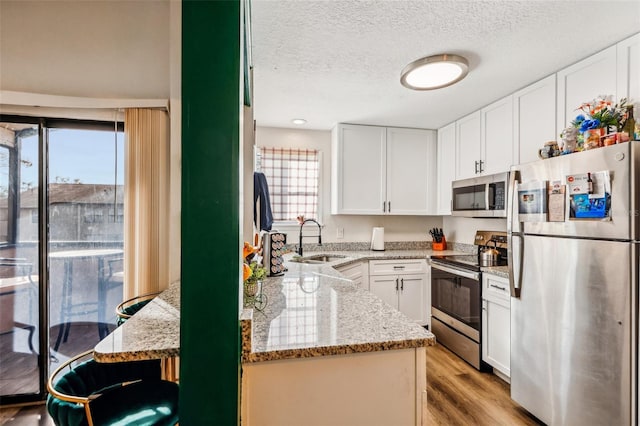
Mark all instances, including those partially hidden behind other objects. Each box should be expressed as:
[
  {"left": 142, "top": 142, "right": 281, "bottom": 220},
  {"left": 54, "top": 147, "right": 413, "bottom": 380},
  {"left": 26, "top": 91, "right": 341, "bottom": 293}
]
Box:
[{"left": 371, "top": 227, "right": 385, "bottom": 251}]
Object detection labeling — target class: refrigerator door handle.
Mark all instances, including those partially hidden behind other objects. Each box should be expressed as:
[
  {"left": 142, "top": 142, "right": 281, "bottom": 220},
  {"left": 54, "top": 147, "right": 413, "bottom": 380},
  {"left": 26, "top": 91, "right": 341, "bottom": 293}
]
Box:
[{"left": 507, "top": 169, "right": 522, "bottom": 298}]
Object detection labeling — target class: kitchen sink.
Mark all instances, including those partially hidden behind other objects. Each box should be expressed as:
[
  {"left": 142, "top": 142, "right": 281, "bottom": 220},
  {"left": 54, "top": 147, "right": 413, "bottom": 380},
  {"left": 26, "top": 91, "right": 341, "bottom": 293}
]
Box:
[{"left": 291, "top": 254, "right": 347, "bottom": 264}]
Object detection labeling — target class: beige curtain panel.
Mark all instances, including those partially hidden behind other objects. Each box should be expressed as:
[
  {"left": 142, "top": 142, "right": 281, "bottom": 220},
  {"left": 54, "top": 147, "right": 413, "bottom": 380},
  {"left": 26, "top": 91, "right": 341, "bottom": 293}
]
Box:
[{"left": 124, "top": 108, "right": 170, "bottom": 299}]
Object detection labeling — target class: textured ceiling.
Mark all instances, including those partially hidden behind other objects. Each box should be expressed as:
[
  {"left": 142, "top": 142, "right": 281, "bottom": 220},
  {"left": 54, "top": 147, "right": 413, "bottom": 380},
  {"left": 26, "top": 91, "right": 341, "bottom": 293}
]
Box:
[{"left": 251, "top": 0, "right": 640, "bottom": 130}]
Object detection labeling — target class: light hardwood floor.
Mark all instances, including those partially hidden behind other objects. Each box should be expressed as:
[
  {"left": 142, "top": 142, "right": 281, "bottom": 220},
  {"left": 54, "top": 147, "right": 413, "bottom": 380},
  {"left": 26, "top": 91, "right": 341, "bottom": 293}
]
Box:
[
  {"left": 1, "top": 343, "right": 543, "bottom": 425},
  {"left": 426, "top": 343, "right": 543, "bottom": 425}
]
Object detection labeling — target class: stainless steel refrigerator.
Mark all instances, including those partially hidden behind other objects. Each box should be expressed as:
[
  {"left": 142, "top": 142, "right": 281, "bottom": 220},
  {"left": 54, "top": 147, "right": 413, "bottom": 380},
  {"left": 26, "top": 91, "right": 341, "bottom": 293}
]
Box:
[{"left": 508, "top": 142, "right": 639, "bottom": 425}]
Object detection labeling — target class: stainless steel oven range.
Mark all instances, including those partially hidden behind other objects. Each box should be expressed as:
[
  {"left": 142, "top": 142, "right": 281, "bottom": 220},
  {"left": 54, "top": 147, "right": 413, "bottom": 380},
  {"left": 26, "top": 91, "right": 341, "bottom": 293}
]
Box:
[{"left": 430, "top": 231, "right": 507, "bottom": 370}]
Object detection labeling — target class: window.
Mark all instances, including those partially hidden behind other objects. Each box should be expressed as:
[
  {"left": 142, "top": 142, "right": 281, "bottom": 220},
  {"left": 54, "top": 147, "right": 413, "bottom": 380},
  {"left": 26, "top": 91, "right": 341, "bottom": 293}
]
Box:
[
  {"left": 257, "top": 147, "right": 320, "bottom": 222},
  {"left": 83, "top": 207, "right": 104, "bottom": 223},
  {"left": 108, "top": 206, "right": 124, "bottom": 223}
]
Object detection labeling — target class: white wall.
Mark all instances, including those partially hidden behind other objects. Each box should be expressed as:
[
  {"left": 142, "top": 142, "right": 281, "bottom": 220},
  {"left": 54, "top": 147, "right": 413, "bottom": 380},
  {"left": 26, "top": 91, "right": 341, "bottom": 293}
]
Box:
[
  {"left": 256, "top": 126, "right": 443, "bottom": 244},
  {"left": 0, "top": 1, "right": 170, "bottom": 99},
  {"left": 442, "top": 216, "right": 506, "bottom": 245}
]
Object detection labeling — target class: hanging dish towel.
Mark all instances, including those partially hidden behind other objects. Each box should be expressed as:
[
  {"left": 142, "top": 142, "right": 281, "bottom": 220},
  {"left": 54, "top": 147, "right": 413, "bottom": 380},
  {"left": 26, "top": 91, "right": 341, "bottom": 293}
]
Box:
[{"left": 253, "top": 172, "right": 273, "bottom": 231}]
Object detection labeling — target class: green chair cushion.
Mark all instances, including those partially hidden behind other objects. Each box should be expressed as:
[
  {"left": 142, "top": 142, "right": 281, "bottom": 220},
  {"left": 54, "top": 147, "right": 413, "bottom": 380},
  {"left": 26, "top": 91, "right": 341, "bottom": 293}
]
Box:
[
  {"left": 47, "top": 358, "right": 171, "bottom": 426},
  {"left": 89, "top": 380, "right": 178, "bottom": 426}
]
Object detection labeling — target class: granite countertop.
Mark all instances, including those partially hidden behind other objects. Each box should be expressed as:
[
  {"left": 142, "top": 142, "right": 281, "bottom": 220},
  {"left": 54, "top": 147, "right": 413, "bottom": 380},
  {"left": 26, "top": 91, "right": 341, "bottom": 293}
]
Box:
[
  {"left": 240, "top": 249, "right": 464, "bottom": 364},
  {"left": 481, "top": 265, "right": 510, "bottom": 279},
  {"left": 91, "top": 248, "right": 508, "bottom": 364},
  {"left": 94, "top": 281, "right": 180, "bottom": 363}
]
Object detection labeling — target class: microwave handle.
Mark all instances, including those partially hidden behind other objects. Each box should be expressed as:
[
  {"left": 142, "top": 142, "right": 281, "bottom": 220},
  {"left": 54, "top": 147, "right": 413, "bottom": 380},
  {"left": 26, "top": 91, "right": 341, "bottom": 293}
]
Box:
[{"left": 484, "top": 183, "right": 490, "bottom": 211}]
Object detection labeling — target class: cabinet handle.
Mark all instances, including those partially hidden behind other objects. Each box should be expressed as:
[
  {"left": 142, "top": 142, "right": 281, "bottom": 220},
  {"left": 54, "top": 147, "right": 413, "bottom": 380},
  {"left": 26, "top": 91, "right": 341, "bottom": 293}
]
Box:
[
  {"left": 490, "top": 283, "right": 506, "bottom": 292},
  {"left": 474, "top": 160, "right": 479, "bottom": 174},
  {"left": 388, "top": 201, "right": 391, "bottom": 213},
  {"left": 383, "top": 201, "right": 386, "bottom": 213},
  {"left": 479, "top": 160, "right": 484, "bottom": 173},
  {"left": 393, "top": 266, "right": 405, "bottom": 270},
  {"left": 395, "top": 278, "right": 399, "bottom": 291},
  {"left": 400, "top": 277, "right": 404, "bottom": 291}
]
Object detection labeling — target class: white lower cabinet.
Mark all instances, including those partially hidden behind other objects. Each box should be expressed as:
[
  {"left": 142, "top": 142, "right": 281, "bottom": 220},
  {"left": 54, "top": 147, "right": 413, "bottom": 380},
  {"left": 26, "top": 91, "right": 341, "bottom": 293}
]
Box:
[
  {"left": 369, "top": 259, "right": 430, "bottom": 328},
  {"left": 481, "top": 273, "right": 510, "bottom": 379}
]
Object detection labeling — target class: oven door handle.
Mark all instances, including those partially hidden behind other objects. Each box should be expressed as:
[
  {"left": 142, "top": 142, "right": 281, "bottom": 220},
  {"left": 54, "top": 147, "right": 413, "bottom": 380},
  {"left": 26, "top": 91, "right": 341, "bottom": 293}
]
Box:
[{"left": 430, "top": 262, "right": 480, "bottom": 281}]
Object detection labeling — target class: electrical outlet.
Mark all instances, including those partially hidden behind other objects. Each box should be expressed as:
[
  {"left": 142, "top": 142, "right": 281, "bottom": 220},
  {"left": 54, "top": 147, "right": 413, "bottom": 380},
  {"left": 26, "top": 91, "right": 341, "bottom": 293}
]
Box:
[{"left": 336, "top": 227, "right": 344, "bottom": 239}]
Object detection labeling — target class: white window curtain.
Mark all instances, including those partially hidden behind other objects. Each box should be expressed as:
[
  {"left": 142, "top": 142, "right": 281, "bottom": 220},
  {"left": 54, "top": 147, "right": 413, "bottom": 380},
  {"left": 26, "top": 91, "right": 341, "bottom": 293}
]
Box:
[{"left": 124, "top": 108, "right": 170, "bottom": 299}]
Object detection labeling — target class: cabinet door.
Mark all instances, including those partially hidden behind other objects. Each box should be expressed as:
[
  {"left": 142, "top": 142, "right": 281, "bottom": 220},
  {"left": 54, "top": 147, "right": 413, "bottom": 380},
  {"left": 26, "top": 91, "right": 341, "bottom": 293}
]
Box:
[
  {"left": 437, "top": 122, "right": 456, "bottom": 215},
  {"left": 369, "top": 275, "right": 399, "bottom": 310},
  {"left": 514, "top": 75, "right": 557, "bottom": 165},
  {"left": 455, "top": 111, "right": 481, "bottom": 180},
  {"left": 481, "top": 95, "right": 515, "bottom": 175},
  {"left": 398, "top": 274, "right": 426, "bottom": 325},
  {"left": 331, "top": 124, "right": 386, "bottom": 214},
  {"left": 386, "top": 128, "right": 436, "bottom": 215},
  {"left": 617, "top": 33, "right": 640, "bottom": 124},
  {"left": 556, "top": 45, "right": 617, "bottom": 133},
  {"left": 482, "top": 298, "right": 510, "bottom": 378}
]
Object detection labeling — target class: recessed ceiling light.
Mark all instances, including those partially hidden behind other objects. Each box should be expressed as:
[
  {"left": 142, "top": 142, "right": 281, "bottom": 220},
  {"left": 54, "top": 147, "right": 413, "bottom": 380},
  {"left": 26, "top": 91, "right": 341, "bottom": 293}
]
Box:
[
  {"left": 291, "top": 118, "right": 307, "bottom": 125},
  {"left": 400, "top": 54, "right": 469, "bottom": 90}
]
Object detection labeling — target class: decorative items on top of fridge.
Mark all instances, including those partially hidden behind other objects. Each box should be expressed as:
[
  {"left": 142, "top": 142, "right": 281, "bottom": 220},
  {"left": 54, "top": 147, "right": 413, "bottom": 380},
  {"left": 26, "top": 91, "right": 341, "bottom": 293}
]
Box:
[{"left": 540, "top": 96, "right": 637, "bottom": 158}]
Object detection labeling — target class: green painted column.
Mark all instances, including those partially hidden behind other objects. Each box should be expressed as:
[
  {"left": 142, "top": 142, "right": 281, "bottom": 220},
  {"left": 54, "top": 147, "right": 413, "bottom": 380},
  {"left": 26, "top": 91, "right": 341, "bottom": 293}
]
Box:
[{"left": 181, "top": 1, "right": 240, "bottom": 424}]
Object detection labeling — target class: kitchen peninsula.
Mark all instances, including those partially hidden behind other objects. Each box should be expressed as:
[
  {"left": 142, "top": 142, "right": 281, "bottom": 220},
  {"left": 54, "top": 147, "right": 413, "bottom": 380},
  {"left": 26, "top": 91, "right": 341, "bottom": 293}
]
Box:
[{"left": 240, "top": 251, "right": 438, "bottom": 426}]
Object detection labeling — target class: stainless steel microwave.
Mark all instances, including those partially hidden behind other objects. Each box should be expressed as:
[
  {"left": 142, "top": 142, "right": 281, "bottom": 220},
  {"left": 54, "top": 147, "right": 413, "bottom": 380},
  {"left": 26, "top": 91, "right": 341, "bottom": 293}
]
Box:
[{"left": 451, "top": 172, "right": 509, "bottom": 218}]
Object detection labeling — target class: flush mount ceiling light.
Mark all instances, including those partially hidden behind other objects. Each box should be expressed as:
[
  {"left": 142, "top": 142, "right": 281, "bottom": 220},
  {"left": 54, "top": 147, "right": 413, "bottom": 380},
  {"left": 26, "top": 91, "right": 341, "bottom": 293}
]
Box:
[
  {"left": 291, "top": 118, "right": 307, "bottom": 125},
  {"left": 400, "top": 54, "right": 469, "bottom": 90}
]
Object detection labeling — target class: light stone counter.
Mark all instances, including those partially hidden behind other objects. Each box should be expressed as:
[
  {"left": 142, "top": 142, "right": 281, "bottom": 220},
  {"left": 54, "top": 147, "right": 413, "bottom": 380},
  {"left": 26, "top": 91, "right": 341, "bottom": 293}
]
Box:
[
  {"left": 94, "top": 281, "right": 180, "bottom": 363},
  {"left": 481, "top": 265, "right": 510, "bottom": 279},
  {"left": 92, "top": 249, "right": 470, "bottom": 365},
  {"left": 240, "top": 249, "right": 468, "bottom": 363}
]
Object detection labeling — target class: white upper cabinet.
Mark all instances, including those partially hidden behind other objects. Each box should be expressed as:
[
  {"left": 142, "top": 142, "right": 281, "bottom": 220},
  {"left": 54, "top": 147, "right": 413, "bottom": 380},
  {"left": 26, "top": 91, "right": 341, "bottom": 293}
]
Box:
[
  {"left": 386, "top": 127, "right": 437, "bottom": 215},
  {"left": 436, "top": 122, "right": 456, "bottom": 215},
  {"left": 481, "top": 95, "right": 515, "bottom": 175},
  {"left": 331, "top": 124, "right": 436, "bottom": 215},
  {"left": 617, "top": 33, "right": 640, "bottom": 117},
  {"left": 455, "top": 111, "right": 481, "bottom": 180},
  {"left": 513, "top": 75, "right": 557, "bottom": 165},
  {"left": 455, "top": 96, "right": 514, "bottom": 180},
  {"left": 556, "top": 45, "right": 617, "bottom": 132},
  {"left": 331, "top": 124, "right": 386, "bottom": 215}
]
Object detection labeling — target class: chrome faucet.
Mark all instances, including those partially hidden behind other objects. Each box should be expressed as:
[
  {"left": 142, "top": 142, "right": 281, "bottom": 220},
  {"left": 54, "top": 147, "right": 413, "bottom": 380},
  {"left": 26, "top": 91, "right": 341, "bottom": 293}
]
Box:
[{"left": 297, "top": 219, "right": 322, "bottom": 256}]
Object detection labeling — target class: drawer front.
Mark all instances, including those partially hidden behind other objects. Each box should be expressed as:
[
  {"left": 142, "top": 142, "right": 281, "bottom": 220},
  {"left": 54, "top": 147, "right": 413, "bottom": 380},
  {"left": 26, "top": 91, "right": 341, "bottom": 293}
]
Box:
[
  {"left": 483, "top": 273, "right": 510, "bottom": 303},
  {"left": 369, "top": 259, "right": 426, "bottom": 275}
]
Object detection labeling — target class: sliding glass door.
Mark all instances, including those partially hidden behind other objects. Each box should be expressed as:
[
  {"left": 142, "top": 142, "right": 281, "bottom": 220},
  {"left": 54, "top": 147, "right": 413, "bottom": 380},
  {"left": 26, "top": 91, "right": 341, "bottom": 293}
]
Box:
[
  {"left": 48, "top": 125, "right": 124, "bottom": 365},
  {"left": 0, "top": 120, "right": 43, "bottom": 402},
  {"left": 0, "top": 116, "right": 124, "bottom": 405}
]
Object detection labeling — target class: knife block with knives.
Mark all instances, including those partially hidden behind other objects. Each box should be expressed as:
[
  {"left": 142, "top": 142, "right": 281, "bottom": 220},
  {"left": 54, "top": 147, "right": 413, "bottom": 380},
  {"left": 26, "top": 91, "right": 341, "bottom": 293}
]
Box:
[{"left": 429, "top": 228, "right": 447, "bottom": 251}]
